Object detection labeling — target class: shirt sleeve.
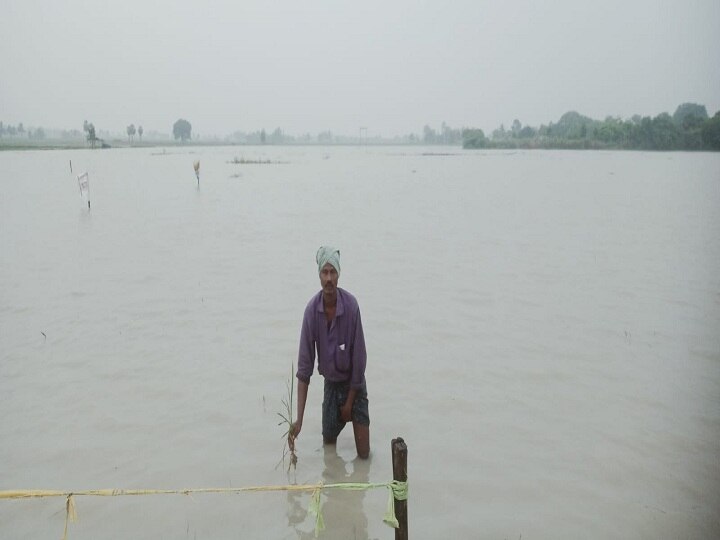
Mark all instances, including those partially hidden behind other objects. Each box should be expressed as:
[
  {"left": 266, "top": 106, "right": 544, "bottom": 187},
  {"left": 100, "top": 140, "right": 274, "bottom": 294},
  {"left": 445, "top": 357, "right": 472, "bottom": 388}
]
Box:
[
  {"left": 296, "top": 305, "right": 315, "bottom": 384},
  {"left": 350, "top": 307, "right": 367, "bottom": 389}
]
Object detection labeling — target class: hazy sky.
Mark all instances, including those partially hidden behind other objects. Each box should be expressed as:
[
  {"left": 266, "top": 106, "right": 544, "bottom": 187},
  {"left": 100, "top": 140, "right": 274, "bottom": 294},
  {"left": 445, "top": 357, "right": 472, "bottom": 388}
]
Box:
[{"left": 2, "top": 0, "right": 719, "bottom": 138}]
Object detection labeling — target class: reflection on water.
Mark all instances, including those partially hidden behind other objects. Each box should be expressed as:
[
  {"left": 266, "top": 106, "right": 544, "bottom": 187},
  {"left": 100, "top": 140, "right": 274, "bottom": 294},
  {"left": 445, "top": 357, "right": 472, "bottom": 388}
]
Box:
[{"left": 288, "top": 446, "right": 370, "bottom": 539}]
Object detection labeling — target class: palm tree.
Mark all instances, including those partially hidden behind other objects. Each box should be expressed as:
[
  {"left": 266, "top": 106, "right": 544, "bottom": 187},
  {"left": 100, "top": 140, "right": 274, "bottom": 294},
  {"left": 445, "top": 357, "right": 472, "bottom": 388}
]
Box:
[{"left": 86, "top": 123, "right": 97, "bottom": 149}]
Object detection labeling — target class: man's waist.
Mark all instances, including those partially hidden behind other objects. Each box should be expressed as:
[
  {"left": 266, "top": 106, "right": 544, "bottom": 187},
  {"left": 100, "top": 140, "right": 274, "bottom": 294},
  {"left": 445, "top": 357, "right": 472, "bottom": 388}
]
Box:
[{"left": 322, "top": 374, "right": 351, "bottom": 385}]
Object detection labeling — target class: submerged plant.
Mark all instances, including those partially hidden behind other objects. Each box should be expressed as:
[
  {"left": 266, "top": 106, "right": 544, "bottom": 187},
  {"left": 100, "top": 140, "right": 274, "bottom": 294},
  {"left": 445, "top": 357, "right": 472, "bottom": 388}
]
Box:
[
  {"left": 276, "top": 364, "right": 298, "bottom": 472},
  {"left": 228, "top": 156, "right": 272, "bottom": 164}
]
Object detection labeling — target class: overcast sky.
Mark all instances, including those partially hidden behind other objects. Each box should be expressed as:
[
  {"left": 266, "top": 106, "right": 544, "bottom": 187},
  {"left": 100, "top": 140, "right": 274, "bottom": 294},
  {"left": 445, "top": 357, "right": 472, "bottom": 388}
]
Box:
[{"left": 2, "top": 0, "right": 719, "bottom": 138}]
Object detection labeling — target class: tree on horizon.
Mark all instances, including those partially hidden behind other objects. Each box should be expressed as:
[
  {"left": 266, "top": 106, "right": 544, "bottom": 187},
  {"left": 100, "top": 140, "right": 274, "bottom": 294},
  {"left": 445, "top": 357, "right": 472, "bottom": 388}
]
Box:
[
  {"left": 173, "top": 119, "right": 192, "bottom": 142},
  {"left": 84, "top": 121, "right": 97, "bottom": 149}
]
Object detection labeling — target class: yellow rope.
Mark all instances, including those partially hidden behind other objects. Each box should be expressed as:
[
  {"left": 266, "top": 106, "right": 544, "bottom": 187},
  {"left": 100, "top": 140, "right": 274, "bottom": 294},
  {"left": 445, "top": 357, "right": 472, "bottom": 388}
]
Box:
[
  {"left": 1, "top": 480, "right": 408, "bottom": 539},
  {"left": 0, "top": 484, "right": 325, "bottom": 499}
]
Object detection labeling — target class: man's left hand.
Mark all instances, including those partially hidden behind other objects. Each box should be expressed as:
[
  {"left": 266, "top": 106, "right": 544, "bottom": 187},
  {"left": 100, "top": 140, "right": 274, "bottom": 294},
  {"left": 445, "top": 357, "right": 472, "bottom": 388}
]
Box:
[{"left": 340, "top": 403, "right": 352, "bottom": 423}]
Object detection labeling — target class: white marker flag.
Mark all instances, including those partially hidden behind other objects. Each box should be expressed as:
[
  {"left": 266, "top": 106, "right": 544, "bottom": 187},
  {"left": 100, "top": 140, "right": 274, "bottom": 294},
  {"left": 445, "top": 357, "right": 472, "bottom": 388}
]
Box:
[
  {"left": 77, "top": 172, "right": 89, "bottom": 196},
  {"left": 193, "top": 160, "right": 200, "bottom": 185},
  {"left": 77, "top": 172, "right": 90, "bottom": 208}
]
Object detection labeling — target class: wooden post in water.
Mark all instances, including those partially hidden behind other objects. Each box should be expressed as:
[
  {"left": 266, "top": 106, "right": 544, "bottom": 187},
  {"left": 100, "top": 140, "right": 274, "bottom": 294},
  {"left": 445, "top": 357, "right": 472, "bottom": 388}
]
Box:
[{"left": 391, "top": 437, "right": 408, "bottom": 540}]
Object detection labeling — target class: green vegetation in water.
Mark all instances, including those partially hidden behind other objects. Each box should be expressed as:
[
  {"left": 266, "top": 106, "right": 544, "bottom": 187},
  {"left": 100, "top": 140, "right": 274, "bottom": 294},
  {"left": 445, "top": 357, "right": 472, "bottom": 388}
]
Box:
[
  {"left": 0, "top": 139, "right": 88, "bottom": 151},
  {"left": 276, "top": 364, "right": 298, "bottom": 473},
  {"left": 228, "top": 156, "right": 287, "bottom": 164}
]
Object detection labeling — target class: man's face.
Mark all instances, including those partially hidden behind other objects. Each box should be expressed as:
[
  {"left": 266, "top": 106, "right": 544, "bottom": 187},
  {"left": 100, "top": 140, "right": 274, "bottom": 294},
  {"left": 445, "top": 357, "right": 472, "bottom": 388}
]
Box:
[{"left": 319, "top": 263, "right": 339, "bottom": 295}]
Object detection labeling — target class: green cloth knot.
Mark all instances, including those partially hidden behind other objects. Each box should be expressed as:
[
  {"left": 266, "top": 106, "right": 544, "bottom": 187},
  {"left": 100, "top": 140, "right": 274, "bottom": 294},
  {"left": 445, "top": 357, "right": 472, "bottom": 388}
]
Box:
[
  {"left": 307, "top": 479, "right": 408, "bottom": 534},
  {"left": 389, "top": 480, "right": 408, "bottom": 501},
  {"left": 383, "top": 480, "right": 408, "bottom": 528}
]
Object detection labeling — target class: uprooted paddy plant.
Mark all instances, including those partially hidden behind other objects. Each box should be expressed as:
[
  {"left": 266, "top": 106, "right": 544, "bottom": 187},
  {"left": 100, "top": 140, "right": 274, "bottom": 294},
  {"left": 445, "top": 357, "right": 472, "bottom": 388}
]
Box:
[{"left": 276, "top": 364, "right": 298, "bottom": 473}]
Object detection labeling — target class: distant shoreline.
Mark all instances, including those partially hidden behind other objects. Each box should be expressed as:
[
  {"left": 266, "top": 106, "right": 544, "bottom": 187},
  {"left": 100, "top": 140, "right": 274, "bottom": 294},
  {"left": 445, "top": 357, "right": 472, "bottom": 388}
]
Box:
[
  {"left": 0, "top": 140, "right": 422, "bottom": 151},
  {"left": 0, "top": 140, "right": 222, "bottom": 151},
  {"left": 2, "top": 139, "right": 718, "bottom": 152}
]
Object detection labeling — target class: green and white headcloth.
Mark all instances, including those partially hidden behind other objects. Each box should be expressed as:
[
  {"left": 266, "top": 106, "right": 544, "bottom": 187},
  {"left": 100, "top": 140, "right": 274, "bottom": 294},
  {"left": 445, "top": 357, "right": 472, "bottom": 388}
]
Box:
[{"left": 316, "top": 246, "right": 340, "bottom": 275}]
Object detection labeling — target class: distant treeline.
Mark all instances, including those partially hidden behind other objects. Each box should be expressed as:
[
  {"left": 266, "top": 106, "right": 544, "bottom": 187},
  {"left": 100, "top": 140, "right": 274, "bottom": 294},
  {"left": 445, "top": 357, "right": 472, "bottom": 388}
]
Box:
[
  {"left": 463, "top": 103, "right": 720, "bottom": 151},
  {"left": 0, "top": 121, "right": 46, "bottom": 140},
  {"left": 4, "top": 103, "right": 719, "bottom": 150}
]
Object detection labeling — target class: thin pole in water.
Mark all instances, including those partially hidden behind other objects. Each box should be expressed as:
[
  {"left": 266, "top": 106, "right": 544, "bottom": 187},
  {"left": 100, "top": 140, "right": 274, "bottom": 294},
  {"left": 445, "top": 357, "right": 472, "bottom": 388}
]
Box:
[{"left": 392, "top": 437, "right": 408, "bottom": 540}]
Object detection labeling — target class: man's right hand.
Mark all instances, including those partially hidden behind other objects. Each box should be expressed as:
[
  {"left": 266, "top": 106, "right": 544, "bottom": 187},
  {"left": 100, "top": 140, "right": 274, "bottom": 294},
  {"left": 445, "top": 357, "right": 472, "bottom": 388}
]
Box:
[{"left": 294, "top": 380, "right": 309, "bottom": 440}]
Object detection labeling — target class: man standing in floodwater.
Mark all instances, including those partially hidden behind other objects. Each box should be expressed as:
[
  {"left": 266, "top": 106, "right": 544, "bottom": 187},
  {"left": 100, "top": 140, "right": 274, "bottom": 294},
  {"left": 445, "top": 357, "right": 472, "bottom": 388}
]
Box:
[{"left": 292, "top": 246, "right": 370, "bottom": 459}]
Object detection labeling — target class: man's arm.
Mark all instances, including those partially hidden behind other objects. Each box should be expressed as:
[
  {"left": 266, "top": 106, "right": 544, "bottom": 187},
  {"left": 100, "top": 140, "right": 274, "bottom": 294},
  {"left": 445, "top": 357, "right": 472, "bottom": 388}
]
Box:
[
  {"left": 340, "top": 387, "right": 357, "bottom": 422},
  {"left": 349, "top": 307, "right": 367, "bottom": 389},
  {"left": 293, "top": 380, "right": 309, "bottom": 437},
  {"left": 294, "top": 303, "right": 315, "bottom": 437},
  {"left": 341, "top": 306, "right": 366, "bottom": 421}
]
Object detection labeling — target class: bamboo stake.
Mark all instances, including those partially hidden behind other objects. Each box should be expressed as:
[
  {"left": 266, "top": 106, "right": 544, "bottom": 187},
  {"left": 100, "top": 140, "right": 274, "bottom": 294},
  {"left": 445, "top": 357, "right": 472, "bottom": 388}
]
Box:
[{"left": 392, "top": 437, "right": 408, "bottom": 540}]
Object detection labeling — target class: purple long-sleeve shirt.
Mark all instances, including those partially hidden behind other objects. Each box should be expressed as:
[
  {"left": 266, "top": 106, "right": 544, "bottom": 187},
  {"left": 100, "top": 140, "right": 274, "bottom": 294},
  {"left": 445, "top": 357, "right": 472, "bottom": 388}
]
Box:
[{"left": 296, "top": 288, "right": 367, "bottom": 389}]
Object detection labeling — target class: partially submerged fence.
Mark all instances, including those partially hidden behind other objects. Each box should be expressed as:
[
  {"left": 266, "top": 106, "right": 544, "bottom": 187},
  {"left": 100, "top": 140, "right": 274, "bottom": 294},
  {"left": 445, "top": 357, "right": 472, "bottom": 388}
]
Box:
[{"left": 1, "top": 437, "right": 409, "bottom": 539}]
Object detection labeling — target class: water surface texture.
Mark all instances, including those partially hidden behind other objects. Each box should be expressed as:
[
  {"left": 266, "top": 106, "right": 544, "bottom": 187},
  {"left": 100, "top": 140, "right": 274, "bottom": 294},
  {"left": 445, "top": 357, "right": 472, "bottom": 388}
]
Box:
[{"left": 1, "top": 147, "right": 719, "bottom": 539}]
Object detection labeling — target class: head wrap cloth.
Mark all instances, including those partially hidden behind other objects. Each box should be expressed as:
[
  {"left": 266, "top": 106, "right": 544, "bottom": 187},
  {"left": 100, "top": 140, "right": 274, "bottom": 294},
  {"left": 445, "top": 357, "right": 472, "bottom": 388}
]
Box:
[{"left": 316, "top": 246, "right": 341, "bottom": 275}]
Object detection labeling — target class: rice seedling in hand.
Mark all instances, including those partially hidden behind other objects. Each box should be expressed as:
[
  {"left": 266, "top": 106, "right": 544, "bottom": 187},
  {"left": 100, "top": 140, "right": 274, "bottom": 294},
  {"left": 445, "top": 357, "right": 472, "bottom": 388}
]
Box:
[{"left": 276, "top": 364, "right": 298, "bottom": 472}]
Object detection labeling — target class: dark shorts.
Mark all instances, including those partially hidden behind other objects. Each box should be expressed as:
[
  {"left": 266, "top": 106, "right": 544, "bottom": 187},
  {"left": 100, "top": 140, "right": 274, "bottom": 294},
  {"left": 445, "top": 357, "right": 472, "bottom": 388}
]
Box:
[{"left": 322, "top": 379, "right": 370, "bottom": 441}]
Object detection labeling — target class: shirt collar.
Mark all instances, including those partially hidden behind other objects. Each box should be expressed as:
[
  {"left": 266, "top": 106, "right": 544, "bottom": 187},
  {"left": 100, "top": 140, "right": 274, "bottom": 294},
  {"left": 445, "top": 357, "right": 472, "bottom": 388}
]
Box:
[{"left": 316, "top": 288, "right": 345, "bottom": 317}]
